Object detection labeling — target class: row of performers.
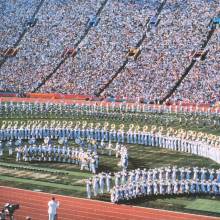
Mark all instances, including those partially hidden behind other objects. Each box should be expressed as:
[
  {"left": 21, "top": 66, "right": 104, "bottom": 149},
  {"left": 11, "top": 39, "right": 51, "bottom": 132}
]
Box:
[
  {"left": 113, "top": 167, "right": 220, "bottom": 186},
  {"left": 14, "top": 145, "right": 99, "bottom": 174},
  {"left": 0, "top": 127, "right": 219, "bottom": 146},
  {"left": 86, "top": 167, "right": 220, "bottom": 199},
  {"left": 110, "top": 179, "right": 220, "bottom": 203},
  {"left": 1, "top": 128, "right": 220, "bottom": 163}
]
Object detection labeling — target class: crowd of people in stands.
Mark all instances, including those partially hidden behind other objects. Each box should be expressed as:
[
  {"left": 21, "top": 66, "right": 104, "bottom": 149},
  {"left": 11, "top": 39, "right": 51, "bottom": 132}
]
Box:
[
  {"left": 105, "top": 0, "right": 219, "bottom": 104},
  {"left": 0, "top": 0, "right": 101, "bottom": 91},
  {"left": 0, "top": 0, "right": 219, "bottom": 104},
  {"left": 0, "top": 0, "right": 40, "bottom": 48},
  {"left": 171, "top": 36, "right": 220, "bottom": 104}
]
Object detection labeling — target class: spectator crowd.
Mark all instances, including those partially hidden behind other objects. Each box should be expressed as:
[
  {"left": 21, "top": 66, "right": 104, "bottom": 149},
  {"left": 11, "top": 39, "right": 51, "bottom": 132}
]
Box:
[{"left": 0, "top": 0, "right": 219, "bottom": 104}]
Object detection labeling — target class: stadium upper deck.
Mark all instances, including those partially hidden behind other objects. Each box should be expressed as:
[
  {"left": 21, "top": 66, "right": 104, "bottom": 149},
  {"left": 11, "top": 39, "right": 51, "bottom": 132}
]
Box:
[{"left": 0, "top": 0, "right": 219, "bottom": 104}]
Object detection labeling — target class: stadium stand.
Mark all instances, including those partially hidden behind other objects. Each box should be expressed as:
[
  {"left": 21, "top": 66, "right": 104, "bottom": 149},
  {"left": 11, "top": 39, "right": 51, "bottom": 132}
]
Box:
[
  {"left": 1, "top": 1, "right": 220, "bottom": 219},
  {"left": 103, "top": 1, "right": 219, "bottom": 103},
  {"left": 0, "top": 0, "right": 219, "bottom": 104}
]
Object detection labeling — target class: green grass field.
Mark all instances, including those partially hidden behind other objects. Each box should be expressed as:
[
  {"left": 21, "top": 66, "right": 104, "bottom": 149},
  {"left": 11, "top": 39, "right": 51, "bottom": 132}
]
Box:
[
  {"left": 0, "top": 106, "right": 220, "bottom": 217},
  {"left": 0, "top": 144, "right": 220, "bottom": 217}
]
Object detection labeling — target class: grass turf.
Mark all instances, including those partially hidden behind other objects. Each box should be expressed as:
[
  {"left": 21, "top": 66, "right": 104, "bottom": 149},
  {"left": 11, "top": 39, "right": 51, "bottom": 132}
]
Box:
[
  {"left": 0, "top": 107, "right": 220, "bottom": 216},
  {"left": 130, "top": 196, "right": 220, "bottom": 217},
  {"left": 0, "top": 144, "right": 220, "bottom": 216},
  {"left": 185, "top": 198, "right": 220, "bottom": 214}
]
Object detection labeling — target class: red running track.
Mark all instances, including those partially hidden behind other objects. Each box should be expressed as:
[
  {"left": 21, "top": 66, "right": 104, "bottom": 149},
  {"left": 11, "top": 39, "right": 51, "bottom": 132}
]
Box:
[{"left": 0, "top": 186, "right": 219, "bottom": 220}]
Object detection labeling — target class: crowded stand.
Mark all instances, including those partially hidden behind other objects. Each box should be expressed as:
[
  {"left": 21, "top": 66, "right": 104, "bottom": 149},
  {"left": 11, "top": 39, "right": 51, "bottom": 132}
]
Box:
[
  {"left": 0, "top": 0, "right": 103, "bottom": 92},
  {"left": 0, "top": 0, "right": 41, "bottom": 48},
  {"left": 39, "top": 0, "right": 161, "bottom": 94},
  {"left": 0, "top": 0, "right": 219, "bottom": 105},
  {"left": 170, "top": 35, "right": 220, "bottom": 104},
  {"left": 104, "top": 0, "right": 219, "bottom": 103}
]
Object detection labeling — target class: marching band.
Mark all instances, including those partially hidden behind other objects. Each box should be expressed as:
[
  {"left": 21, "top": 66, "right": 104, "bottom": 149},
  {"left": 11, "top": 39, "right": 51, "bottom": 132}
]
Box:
[
  {"left": 15, "top": 142, "right": 99, "bottom": 174},
  {"left": 86, "top": 166, "right": 220, "bottom": 202},
  {"left": 0, "top": 124, "right": 219, "bottom": 164},
  {"left": 110, "top": 167, "right": 220, "bottom": 203},
  {"left": 0, "top": 106, "right": 220, "bottom": 204}
]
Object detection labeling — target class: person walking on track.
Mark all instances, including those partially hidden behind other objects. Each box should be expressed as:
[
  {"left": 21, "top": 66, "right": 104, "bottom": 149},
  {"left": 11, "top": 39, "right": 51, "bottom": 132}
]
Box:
[{"left": 48, "top": 197, "right": 59, "bottom": 220}]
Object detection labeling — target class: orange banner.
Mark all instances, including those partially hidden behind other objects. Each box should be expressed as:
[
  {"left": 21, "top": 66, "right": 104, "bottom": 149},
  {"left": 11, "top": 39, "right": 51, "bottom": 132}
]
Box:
[{"left": 26, "top": 93, "right": 91, "bottom": 100}]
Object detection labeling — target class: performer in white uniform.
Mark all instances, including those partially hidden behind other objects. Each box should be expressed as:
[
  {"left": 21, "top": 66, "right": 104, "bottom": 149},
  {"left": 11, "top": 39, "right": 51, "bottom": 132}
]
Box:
[{"left": 48, "top": 197, "right": 59, "bottom": 220}]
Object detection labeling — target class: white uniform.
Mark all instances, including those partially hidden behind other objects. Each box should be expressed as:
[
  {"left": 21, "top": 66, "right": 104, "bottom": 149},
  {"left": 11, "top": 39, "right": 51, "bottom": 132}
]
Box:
[
  {"left": 93, "top": 177, "right": 99, "bottom": 197},
  {"left": 86, "top": 179, "right": 92, "bottom": 199},
  {"left": 106, "top": 174, "right": 111, "bottom": 192},
  {"left": 48, "top": 199, "right": 59, "bottom": 220},
  {"left": 99, "top": 174, "right": 105, "bottom": 194}
]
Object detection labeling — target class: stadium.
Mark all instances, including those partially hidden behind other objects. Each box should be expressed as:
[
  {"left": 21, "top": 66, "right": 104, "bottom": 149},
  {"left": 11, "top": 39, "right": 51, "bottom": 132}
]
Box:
[{"left": 0, "top": 0, "right": 220, "bottom": 219}]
